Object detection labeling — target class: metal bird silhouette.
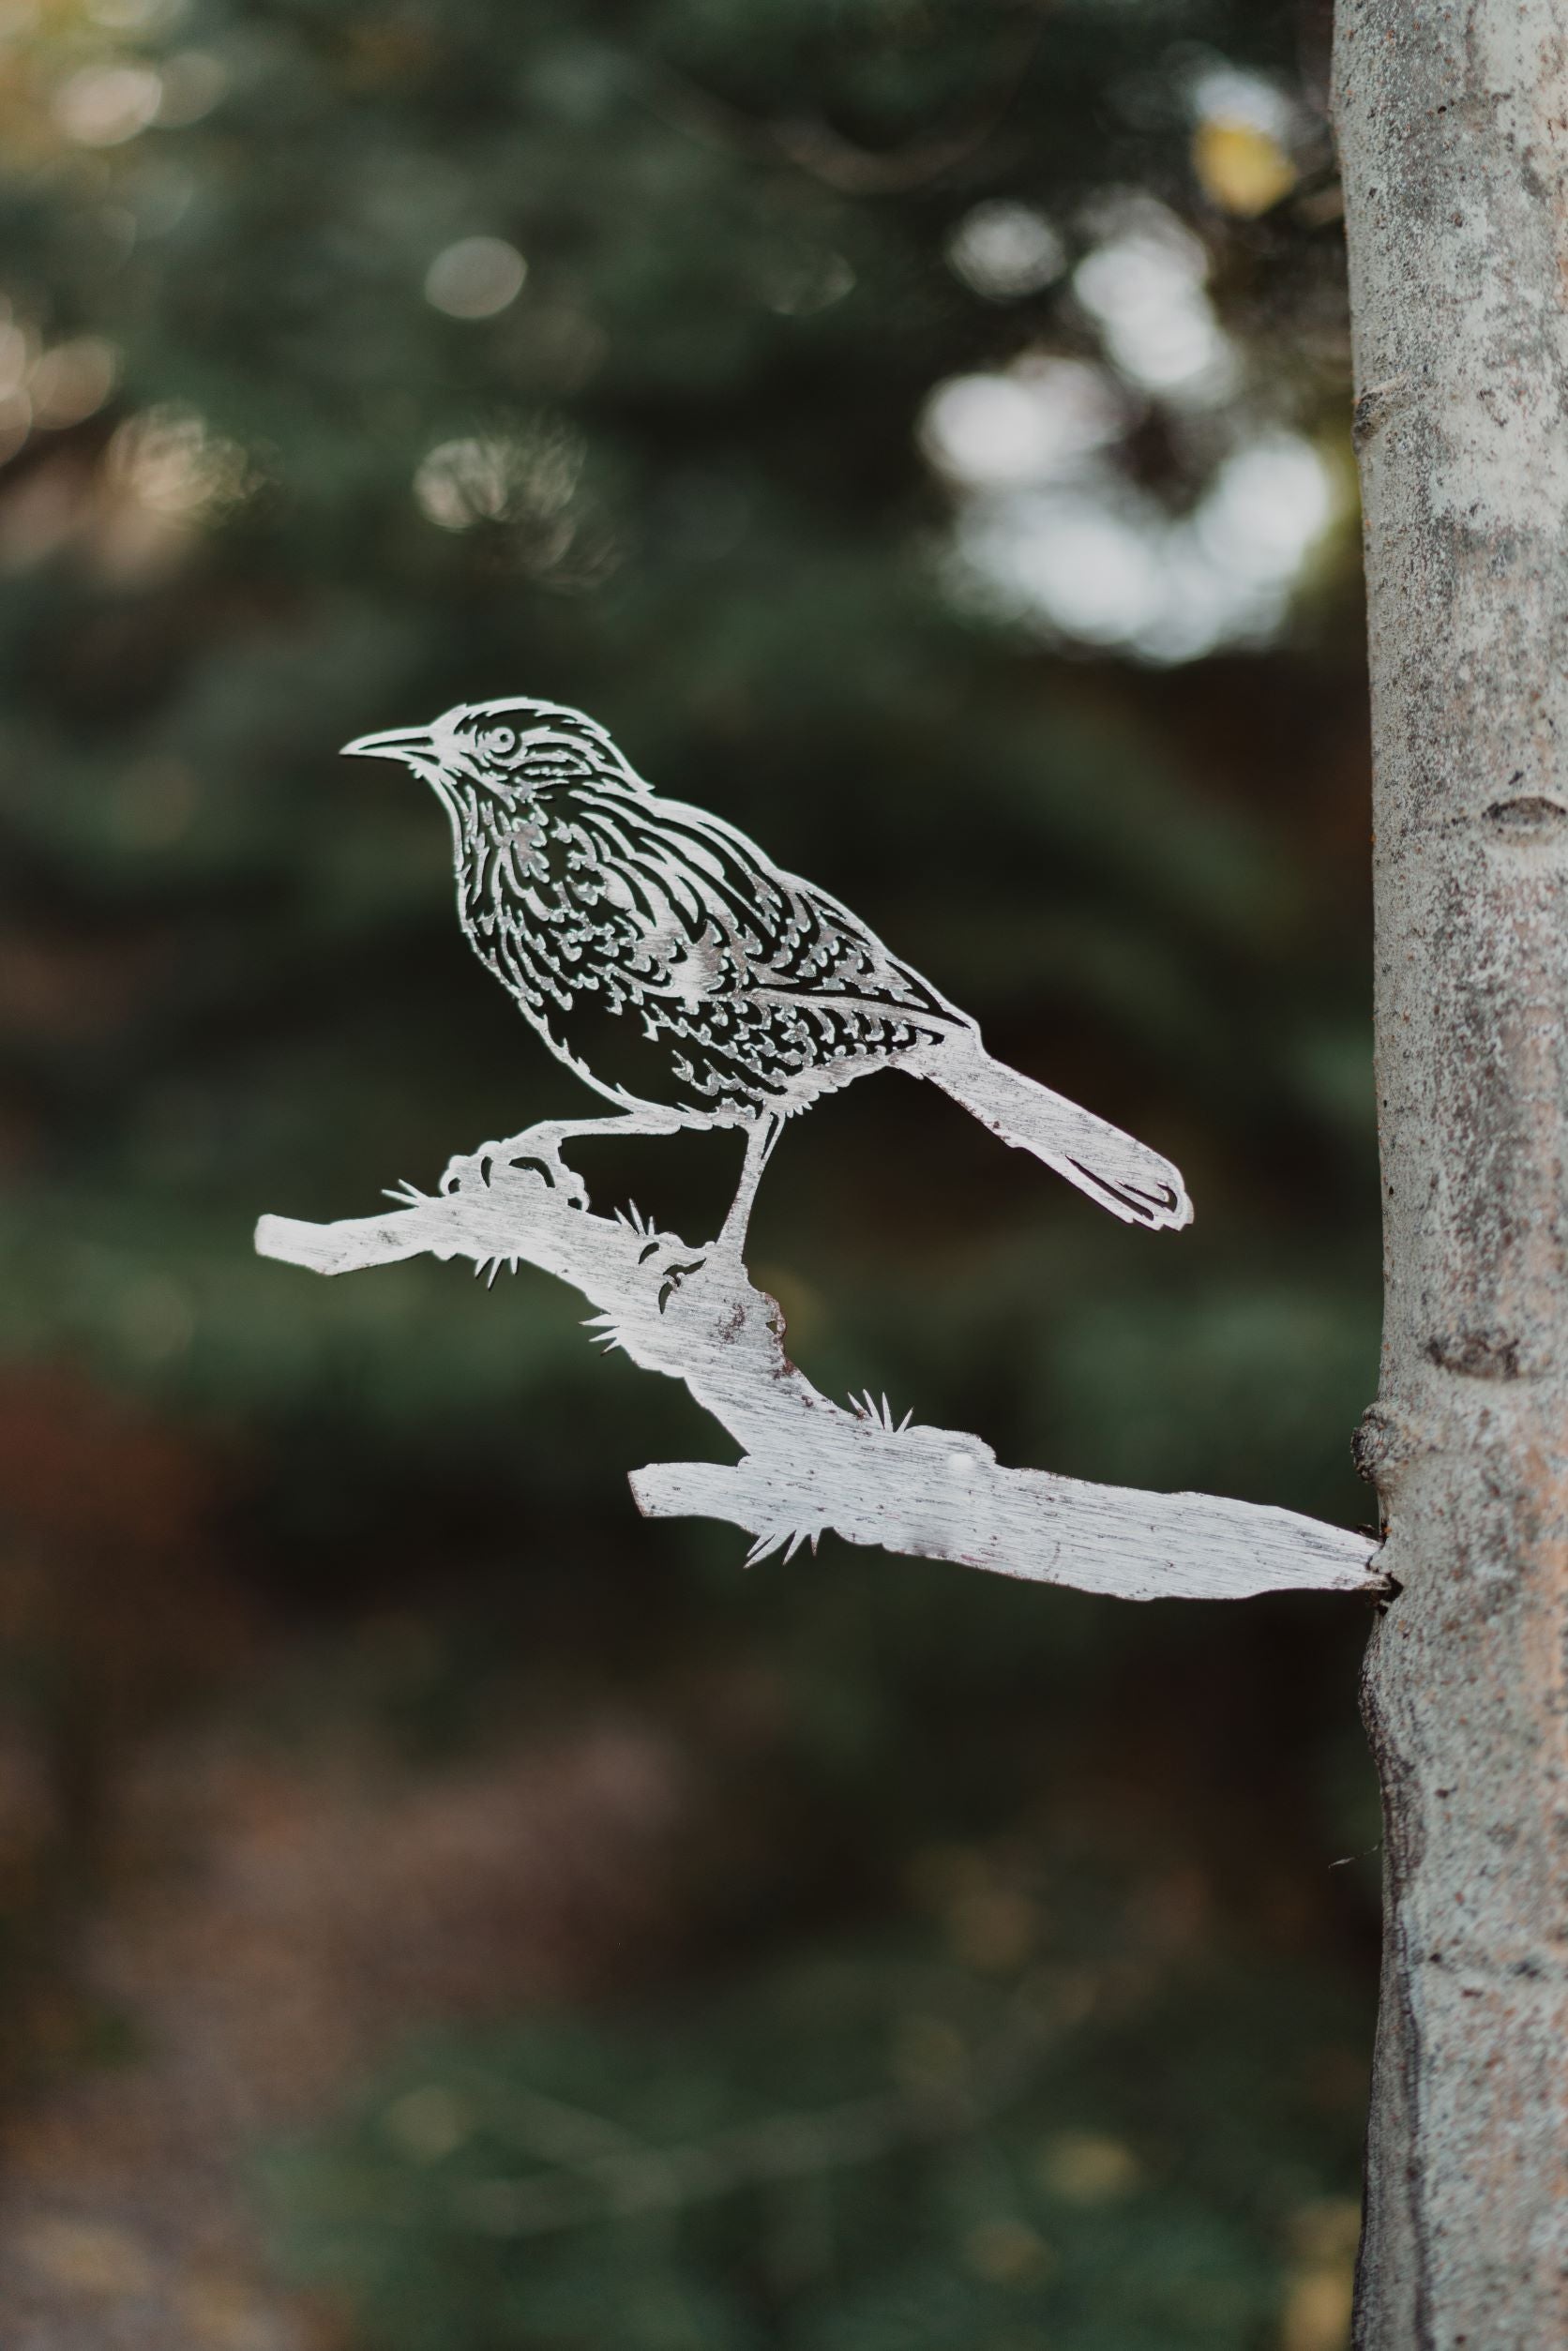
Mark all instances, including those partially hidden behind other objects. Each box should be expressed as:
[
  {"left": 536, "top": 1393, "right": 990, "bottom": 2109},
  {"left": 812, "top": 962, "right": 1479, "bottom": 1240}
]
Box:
[{"left": 345, "top": 698, "right": 1192, "bottom": 1253}]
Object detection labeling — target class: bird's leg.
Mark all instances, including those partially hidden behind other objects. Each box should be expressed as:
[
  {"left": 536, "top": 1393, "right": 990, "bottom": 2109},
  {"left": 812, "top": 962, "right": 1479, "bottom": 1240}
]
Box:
[
  {"left": 648, "top": 1113, "right": 780, "bottom": 1313},
  {"left": 716, "top": 1113, "right": 784, "bottom": 1259},
  {"left": 440, "top": 1108, "right": 687, "bottom": 1208}
]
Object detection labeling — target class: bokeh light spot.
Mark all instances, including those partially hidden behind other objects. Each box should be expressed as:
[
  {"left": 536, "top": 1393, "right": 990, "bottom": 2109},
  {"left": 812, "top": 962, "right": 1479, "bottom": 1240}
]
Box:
[
  {"left": 413, "top": 425, "right": 581, "bottom": 533},
  {"left": 1074, "top": 199, "right": 1233, "bottom": 401},
  {"left": 921, "top": 358, "right": 1125, "bottom": 487},
  {"left": 53, "top": 62, "right": 163, "bottom": 147},
  {"left": 946, "top": 200, "right": 1065, "bottom": 300},
  {"left": 31, "top": 338, "right": 119, "bottom": 429},
  {"left": 1037, "top": 2130, "right": 1142, "bottom": 2206},
  {"left": 86, "top": 0, "right": 184, "bottom": 25},
  {"left": 0, "top": 387, "right": 30, "bottom": 465},
  {"left": 384, "top": 2085, "right": 471, "bottom": 2162},
  {"left": 106, "top": 403, "right": 252, "bottom": 520},
  {"left": 0, "top": 315, "right": 33, "bottom": 397},
  {"left": 424, "top": 237, "right": 528, "bottom": 321}
]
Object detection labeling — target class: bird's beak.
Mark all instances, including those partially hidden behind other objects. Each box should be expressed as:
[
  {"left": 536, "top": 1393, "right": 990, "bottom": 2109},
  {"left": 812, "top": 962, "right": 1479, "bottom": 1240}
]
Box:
[{"left": 340, "top": 725, "right": 438, "bottom": 768}]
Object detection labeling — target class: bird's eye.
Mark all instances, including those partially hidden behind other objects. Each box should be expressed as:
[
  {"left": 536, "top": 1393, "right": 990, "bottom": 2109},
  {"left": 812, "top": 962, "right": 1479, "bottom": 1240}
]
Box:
[{"left": 482, "top": 727, "right": 519, "bottom": 761}]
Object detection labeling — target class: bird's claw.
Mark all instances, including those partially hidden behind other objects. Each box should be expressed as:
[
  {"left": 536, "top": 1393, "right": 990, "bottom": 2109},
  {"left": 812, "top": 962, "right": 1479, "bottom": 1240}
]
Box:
[
  {"left": 439, "top": 1141, "right": 590, "bottom": 1210},
  {"left": 439, "top": 1145, "right": 496, "bottom": 1196},
  {"left": 515, "top": 1153, "right": 590, "bottom": 1209}
]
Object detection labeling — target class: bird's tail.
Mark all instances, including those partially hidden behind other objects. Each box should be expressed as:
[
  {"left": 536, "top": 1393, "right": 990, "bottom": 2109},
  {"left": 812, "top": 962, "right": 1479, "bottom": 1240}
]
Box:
[{"left": 922, "top": 1031, "right": 1192, "bottom": 1232}]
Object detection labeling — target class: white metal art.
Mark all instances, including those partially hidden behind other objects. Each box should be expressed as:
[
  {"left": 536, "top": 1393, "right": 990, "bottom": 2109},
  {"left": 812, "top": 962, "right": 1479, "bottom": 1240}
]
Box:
[{"left": 256, "top": 698, "right": 1384, "bottom": 1604}]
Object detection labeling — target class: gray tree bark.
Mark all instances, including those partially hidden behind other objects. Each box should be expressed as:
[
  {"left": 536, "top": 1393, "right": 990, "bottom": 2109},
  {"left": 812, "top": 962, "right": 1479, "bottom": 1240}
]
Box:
[{"left": 1332, "top": 5, "right": 1568, "bottom": 2343}]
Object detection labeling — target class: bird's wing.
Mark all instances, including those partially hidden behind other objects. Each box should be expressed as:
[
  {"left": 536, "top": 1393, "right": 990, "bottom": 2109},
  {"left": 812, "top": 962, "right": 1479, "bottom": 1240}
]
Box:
[{"left": 567, "top": 786, "right": 967, "bottom": 1028}]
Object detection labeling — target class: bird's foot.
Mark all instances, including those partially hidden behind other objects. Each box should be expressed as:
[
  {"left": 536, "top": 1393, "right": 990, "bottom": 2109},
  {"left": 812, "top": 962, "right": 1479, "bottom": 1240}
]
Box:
[{"left": 439, "top": 1138, "right": 589, "bottom": 1210}]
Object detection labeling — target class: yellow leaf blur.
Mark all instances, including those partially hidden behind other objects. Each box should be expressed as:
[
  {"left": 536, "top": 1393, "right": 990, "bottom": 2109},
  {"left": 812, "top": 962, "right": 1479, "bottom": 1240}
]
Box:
[{"left": 1194, "top": 118, "right": 1298, "bottom": 217}]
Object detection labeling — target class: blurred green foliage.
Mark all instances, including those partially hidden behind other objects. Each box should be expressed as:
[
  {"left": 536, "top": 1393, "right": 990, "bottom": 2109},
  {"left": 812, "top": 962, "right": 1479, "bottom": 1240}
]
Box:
[
  {"left": 264, "top": 1921, "right": 1368, "bottom": 2351},
  {"left": 0, "top": 0, "right": 1380, "bottom": 2342}
]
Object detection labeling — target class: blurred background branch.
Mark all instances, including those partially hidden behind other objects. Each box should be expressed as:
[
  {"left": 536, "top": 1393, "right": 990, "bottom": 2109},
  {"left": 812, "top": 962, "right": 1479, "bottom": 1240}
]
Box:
[{"left": 637, "top": 19, "right": 1050, "bottom": 196}]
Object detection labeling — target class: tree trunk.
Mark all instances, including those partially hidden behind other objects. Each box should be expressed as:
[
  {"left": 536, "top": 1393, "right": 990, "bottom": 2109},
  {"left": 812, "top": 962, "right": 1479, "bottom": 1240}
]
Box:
[{"left": 1332, "top": 5, "right": 1568, "bottom": 2343}]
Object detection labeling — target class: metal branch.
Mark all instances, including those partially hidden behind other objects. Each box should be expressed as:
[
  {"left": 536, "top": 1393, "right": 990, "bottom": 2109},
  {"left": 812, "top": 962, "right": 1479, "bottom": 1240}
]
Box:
[{"left": 256, "top": 1148, "right": 1385, "bottom": 1605}]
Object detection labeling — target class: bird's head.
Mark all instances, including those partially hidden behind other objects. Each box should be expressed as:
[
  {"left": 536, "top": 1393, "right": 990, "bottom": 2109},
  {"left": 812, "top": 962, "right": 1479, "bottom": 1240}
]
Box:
[{"left": 341, "top": 696, "right": 641, "bottom": 816}]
